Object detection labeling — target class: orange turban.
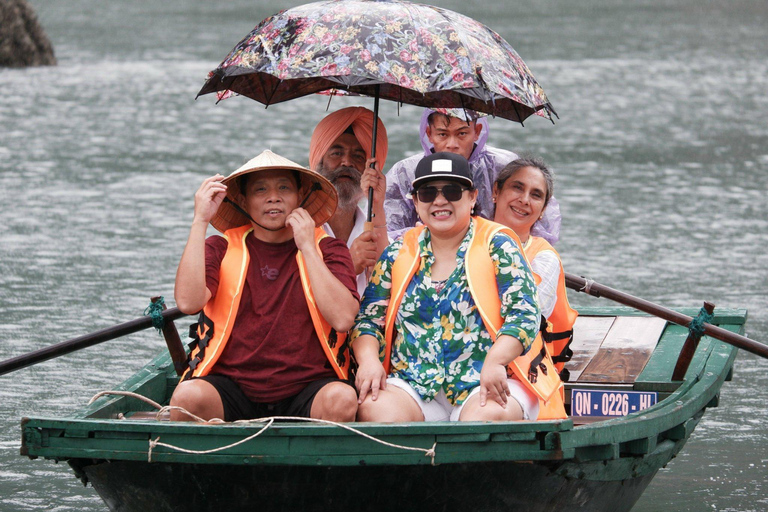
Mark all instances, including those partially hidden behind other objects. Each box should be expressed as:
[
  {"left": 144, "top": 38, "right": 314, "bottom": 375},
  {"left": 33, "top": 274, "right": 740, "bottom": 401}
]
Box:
[{"left": 309, "top": 106, "right": 388, "bottom": 173}]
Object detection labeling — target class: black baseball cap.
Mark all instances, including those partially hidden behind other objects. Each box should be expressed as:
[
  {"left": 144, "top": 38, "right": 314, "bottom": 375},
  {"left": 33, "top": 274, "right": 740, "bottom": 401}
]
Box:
[{"left": 411, "top": 152, "right": 473, "bottom": 190}]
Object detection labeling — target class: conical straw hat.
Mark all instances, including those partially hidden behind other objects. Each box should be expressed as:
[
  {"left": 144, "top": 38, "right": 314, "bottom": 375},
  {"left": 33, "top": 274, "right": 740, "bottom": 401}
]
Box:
[{"left": 211, "top": 150, "right": 338, "bottom": 233}]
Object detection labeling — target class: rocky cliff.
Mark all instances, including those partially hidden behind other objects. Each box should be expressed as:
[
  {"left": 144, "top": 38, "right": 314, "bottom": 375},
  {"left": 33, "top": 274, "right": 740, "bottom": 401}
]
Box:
[{"left": 0, "top": 0, "right": 56, "bottom": 67}]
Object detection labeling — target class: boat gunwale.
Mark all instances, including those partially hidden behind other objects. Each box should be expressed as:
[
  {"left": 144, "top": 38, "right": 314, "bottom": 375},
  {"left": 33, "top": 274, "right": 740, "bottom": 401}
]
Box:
[{"left": 20, "top": 308, "right": 744, "bottom": 466}]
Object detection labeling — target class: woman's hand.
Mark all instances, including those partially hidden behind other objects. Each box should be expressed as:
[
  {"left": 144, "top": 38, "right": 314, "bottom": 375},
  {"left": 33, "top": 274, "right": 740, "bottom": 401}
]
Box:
[
  {"left": 355, "top": 358, "right": 388, "bottom": 404},
  {"left": 479, "top": 362, "right": 511, "bottom": 408},
  {"left": 479, "top": 335, "right": 524, "bottom": 408}
]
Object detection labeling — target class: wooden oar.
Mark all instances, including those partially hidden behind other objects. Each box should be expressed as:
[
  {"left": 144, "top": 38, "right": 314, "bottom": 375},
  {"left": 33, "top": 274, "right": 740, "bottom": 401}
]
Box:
[
  {"left": 0, "top": 307, "right": 188, "bottom": 376},
  {"left": 565, "top": 273, "right": 768, "bottom": 359}
]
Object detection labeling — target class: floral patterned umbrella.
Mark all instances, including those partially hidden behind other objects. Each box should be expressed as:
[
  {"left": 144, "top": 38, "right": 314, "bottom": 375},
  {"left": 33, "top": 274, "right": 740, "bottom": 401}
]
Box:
[{"left": 197, "top": 0, "right": 556, "bottom": 124}]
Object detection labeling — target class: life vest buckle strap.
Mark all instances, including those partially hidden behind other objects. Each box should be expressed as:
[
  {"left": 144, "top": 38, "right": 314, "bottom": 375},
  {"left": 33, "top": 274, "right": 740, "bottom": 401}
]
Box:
[
  {"left": 551, "top": 346, "right": 574, "bottom": 364},
  {"left": 188, "top": 356, "right": 201, "bottom": 371},
  {"left": 335, "top": 332, "right": 350, "bottom": 369},
  {"left": 181, "top": 312, "right": 215, "bottom": 381},
  {"left": 197, "top": 313, "right": 214, "bottom": 349},
  {"left": 181, "top": 355, "right": 203, "bottom": 382},
  {"left": 527, "top": 346, "right": 550, "bottom": 383},
  {"left": 542, "top": 329, "right": 573, "bottom": 342},
  {"left": 527, "top": 347, "right": 546, "bottom": 383},
  {"left": 532, "top": 347, "right": 546, "bottom": 367}
]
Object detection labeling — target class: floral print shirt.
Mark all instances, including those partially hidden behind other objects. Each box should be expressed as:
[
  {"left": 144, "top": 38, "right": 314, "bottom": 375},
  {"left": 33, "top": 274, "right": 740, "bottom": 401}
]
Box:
[{"left": 351, "top": 220, "right": 540, "bottom": 406}]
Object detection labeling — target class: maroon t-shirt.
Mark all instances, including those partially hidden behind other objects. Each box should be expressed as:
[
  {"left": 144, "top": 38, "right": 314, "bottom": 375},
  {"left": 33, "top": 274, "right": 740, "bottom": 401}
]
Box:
[{"left": 204, "top": 232, "right": 359, "bottom": 403}]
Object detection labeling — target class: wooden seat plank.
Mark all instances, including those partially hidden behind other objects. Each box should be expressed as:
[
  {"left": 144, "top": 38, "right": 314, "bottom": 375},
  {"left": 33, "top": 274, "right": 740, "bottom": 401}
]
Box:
[
  {"left": 563, "top": 316, "right": 616, "bottom": 381},
  {"left": 578, "top": 317, "right": 667, "bottom": 384}
]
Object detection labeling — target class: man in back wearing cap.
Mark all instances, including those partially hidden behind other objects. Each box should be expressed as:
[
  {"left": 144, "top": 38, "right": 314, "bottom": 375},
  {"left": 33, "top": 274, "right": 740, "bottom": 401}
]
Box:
[
  {"left": 309, "top": 106, "right": 390, "bottom": 296},
  {"left": 385, "top": 108, "right": 561, "bottom": 245},
  {"left": 169, "top": 150, "right": 360, "bottom": 423}
]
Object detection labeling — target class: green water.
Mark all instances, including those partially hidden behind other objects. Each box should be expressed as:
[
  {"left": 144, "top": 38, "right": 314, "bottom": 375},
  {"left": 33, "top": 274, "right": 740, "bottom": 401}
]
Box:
[{"left": 1, "top": 0, "right": 767, "bottom": 510}]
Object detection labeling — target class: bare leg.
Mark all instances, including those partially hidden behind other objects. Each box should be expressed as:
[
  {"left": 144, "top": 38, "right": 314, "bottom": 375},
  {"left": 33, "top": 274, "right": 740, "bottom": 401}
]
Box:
[
  {"left": 168, "top": 379, "right": 225, "bottom": 422},
  {"left": 458, "top": 392, "right": 524, "bottom": 422},
  {"left": 310, "top": 381, "right": 358, "bottom": 422},
  {"left": 357, "top": 386, "right": 424, "bottom": 423}
]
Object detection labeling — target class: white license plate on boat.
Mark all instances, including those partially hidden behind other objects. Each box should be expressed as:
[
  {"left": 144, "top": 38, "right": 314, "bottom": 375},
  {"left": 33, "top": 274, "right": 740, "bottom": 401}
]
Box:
[{"left": 570, "top": 389, "right": 658, "bottom": 418}]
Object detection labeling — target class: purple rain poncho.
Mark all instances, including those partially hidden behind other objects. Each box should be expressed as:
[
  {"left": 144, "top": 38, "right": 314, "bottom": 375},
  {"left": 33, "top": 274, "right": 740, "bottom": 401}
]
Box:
[{"left": 384, "top": 109, "right": 562, "bottom": 244}]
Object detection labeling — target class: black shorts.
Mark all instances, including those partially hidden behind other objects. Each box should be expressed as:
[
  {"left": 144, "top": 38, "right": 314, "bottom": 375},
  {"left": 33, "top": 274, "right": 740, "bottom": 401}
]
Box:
[{"left": 196, "top": 375, "right": 354, "bottom": 422}]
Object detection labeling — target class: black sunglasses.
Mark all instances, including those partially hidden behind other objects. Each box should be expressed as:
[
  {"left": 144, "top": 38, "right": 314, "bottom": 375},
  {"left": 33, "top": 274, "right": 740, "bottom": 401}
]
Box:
[{"left": 414, "top": 183, "right": 469, "bottom": 203}]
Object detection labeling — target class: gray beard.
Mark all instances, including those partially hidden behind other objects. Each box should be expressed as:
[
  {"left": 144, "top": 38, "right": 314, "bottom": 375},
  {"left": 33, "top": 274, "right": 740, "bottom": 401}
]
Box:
[
  {"left": 337, "top": 182, "right": 362, "bottom": 210},
  {"left": 322, "top": 165, "right": 363, "bottom": 210}
]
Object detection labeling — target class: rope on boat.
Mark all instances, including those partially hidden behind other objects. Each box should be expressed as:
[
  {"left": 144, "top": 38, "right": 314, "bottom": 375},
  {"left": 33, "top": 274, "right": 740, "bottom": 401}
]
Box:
[
  {"left": 688, "top": 305, "right": 715, "bottom": 337},
  {"left": 143, "top": 297, "right": 166, "bottom": 332},
  {"left": 579, "top": 278, "right": 595, "bottom": 295},
  {"left": 89, "top": 390, "right": 164, "bottom": 409},
  {"left": 148, "top": 419, "right": 277, "bottom": 463},
  {"left": 89, "top": 390, "right": 437, "bottom": 466}
]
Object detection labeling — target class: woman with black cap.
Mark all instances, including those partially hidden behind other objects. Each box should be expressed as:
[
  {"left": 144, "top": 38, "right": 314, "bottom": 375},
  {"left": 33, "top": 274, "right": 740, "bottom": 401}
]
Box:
[{"left": 351, "top": 152, "right": 566, "bottom": 423}]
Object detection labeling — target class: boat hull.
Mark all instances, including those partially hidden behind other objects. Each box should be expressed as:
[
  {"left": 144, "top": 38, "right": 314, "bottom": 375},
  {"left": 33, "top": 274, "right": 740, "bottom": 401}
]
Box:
[
  {"left": 21, "top": 308, "right": 746, "bottom": 512},
  {"left": 76, "top": 456, "right": 667, "bottom": 512}
]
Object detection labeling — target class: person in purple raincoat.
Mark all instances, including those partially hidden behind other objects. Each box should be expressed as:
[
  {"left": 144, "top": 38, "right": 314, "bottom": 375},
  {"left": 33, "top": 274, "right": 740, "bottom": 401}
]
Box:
[{"left": 384, "top": 108, "right": 561, "bottom": 245}]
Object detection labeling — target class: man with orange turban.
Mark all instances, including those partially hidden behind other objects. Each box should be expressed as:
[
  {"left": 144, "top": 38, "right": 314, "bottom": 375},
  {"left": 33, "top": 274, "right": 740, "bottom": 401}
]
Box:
[{"left": 309, "top": 106, "right": 389, "bottom": 296}]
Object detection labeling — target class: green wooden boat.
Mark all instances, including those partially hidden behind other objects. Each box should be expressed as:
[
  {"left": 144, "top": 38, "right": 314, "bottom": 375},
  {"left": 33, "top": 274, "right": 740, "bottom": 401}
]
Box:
[{"left": 20, "top": 306, "right": 745, "bottom": 512}]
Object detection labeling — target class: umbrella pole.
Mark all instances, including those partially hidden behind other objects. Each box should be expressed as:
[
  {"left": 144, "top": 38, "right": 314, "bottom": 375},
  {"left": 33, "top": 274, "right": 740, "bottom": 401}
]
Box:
[{"left": 365, "top": 85, "right": 381, "bottom": 230}]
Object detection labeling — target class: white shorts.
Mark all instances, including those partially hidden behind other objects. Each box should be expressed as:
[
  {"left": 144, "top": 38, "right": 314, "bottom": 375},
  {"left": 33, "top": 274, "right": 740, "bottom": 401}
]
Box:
[{"left": 387, "top": 376, "right": 540, "bottom": 422}]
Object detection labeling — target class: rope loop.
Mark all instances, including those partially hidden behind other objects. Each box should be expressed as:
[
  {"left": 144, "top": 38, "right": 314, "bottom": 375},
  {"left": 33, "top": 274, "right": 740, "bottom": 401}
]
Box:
[
  {"left": 580, "top": 278, "right": 595, "bottom": 295},
  {"left": 144, "top": 297, "right": 166, "bottom": 333},
  {"left": 688, "top": 306, "right": 714, "bottom": 338},
  {"left": 90, "top": 391, "right": 439, "bottom": 466}
]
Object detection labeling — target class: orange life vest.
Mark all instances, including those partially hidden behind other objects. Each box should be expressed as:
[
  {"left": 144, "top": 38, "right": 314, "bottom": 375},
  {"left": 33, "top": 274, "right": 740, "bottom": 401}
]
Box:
[
  {"left": 524, "top": 237, "right": 579, "bottom": 376},
  {"left": 384, "top": 217, "right": 566, "bottom": 420},
  {"left": 182, "top": 224, "right": 350, "bottom": 382}
]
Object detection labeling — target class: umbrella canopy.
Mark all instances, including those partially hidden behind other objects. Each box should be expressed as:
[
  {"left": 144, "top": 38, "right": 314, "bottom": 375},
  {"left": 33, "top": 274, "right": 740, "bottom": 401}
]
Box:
[{"left": 197, "top": 0, "right": 556, "bottom": 124}]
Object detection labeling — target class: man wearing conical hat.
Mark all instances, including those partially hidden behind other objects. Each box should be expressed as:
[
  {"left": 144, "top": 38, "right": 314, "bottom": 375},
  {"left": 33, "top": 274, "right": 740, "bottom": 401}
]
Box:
[
  {"left": 169, "top": 150, "right": 360, "bottom": 423},
  {"left": 309, "top": 106, "right": 390, "bottom": 296}
]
